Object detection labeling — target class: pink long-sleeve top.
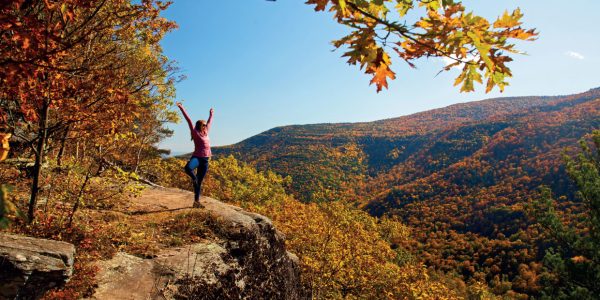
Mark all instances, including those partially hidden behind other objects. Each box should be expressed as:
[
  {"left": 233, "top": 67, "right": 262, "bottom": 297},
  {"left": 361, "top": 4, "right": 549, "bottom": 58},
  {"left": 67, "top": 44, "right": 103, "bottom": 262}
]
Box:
[{"left": 180, "top": 106, "right": 212, "bottom": 158}]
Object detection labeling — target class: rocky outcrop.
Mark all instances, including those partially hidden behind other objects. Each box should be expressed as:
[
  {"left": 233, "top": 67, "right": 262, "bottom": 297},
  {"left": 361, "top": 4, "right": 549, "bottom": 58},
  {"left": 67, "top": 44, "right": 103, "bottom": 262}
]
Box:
[
  {"left": 92, "top": 190, "right": 305, "bottom": 299},
  {"left": 0, "top": 233, "right": 76, "bottom": 300}
]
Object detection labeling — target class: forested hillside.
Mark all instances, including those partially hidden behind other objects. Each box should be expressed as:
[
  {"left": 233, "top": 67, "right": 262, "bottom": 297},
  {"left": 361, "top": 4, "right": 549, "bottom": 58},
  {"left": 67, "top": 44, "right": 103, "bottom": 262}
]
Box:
[
  {"left": 214, "top": 88, "right": 599, "bottom": 201},
  {"left": 0, "top": 0, "right": 593, "bottom": 298},
  {"left": 213, "top": 87, "right": 600, "bottom": 297}
]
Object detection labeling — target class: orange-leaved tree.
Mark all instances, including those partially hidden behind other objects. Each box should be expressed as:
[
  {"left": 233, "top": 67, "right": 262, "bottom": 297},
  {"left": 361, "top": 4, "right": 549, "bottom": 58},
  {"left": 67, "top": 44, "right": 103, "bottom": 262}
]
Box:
[
  {"left": 0, "top": 0, "right": 177, "bottom": 222},
  {"left": 305, "top": 0, "right": 537, "bottom": 92}
]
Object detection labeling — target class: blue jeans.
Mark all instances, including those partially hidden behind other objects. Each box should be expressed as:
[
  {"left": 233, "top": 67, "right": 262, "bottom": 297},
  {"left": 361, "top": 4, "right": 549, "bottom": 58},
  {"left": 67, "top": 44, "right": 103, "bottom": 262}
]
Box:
[{"left": 184, "top": 156, "right": 209, "bottom": 201}]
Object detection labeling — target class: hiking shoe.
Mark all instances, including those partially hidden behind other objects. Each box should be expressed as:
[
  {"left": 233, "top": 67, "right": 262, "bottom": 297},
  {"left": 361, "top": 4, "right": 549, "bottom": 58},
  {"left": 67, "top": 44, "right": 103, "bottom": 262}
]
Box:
[{"left": 193, "top": 201, "right": 204, "bottom": 209}]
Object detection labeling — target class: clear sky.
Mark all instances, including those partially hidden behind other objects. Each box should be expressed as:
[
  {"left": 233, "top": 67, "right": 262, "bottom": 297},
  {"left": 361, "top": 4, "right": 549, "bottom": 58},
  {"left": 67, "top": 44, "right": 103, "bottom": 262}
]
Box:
[{"left": 159, "top": 0, "right": 600, "bottom": 154}]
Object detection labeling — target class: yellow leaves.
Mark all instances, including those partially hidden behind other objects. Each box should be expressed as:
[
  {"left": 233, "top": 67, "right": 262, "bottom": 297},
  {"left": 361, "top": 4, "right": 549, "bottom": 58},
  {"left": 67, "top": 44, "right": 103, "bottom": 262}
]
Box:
[
  {"left": 272, "top": 201, "right": 396, "bottom": 296},
  {"left": 255, "top": 197, "right": 456, "bottom": 298},
  {"left": 363, "top": 44, "right": 380, "bottom": 65},
  {"left": 203, "top": 156, "right": 291, "bottom": 206},
  {"left": 493, "top": 8, "right": 523, "bottom": 29},
  {"left": 493, "top": 8, "right": 537, "bottom": 43},
  {"left": 337, "top": 0, "right": 348, "bottom": 16},
  {"left": 454, "top": 63, "right": 482, "bottom": 93},
  {"left": 309, "top": 0, "right": 536, "bottom": 93},
  {"left": 467, "top": 32, "right": 493, "bottom": 70},
  {"left": 395, "top": 0, "right": 413, "bottom": 17},
  {"left": 419, "top": 0, "right": 444, "bottom": 11},
  {"left": 335, "top": 28, "right": 396, "bottom": 92}
]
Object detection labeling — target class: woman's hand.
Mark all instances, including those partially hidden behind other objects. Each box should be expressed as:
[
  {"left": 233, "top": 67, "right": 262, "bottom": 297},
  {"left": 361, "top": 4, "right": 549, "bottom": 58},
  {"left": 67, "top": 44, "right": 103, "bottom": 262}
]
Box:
[
  {"left": 176, "top": 102, "right": 184, "bottom": 108},
  {"left": 209, "top": 108, "right": 214, "bottom": 115}
]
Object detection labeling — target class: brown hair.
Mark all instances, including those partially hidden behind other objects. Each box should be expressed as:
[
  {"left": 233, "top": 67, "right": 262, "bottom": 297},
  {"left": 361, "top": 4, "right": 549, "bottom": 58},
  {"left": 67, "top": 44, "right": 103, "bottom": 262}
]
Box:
[{"left": 191, "top": 120, "right": 207, "bottom": 140}]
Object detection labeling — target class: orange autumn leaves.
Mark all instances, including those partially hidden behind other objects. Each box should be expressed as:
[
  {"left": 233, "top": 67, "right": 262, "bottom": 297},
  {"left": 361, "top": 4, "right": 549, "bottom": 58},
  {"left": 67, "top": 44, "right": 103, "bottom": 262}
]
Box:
[
  {"left": 0, "top": 0, "right": 179, "bottom": 221},
  {"left": 0, "top": 0, "right": 177, "bottom": 123},
  {"left": 306, "top": 0, "right": 537, "bottom": 92}
]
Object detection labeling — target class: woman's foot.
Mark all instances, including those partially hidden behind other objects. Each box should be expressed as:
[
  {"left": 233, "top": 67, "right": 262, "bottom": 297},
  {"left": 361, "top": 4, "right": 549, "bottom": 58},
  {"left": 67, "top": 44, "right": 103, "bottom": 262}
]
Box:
[{"left": 193, "top": 201, "right": 204, "bottom": 209}]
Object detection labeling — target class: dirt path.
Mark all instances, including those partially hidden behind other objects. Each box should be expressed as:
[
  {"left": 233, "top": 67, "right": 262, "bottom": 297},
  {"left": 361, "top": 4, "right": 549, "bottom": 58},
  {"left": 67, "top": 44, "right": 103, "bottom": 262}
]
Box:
[{"left": 126, "top": 186, "right": 206, "bottom": 214}]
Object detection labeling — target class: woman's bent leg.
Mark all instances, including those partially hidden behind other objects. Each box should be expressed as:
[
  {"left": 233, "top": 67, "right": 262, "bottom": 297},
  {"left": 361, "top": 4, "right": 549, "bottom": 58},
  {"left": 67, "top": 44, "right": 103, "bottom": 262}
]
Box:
[
  {"left": 196, "top": 158, "right": 210, "bottom": 198},
  {"left": 184, "top": 157, "right": 201, "bottom": 201}
]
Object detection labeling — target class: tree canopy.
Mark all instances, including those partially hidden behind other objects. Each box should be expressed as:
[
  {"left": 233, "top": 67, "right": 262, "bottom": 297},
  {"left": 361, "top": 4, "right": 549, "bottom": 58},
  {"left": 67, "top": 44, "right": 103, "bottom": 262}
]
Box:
[
  {"left": 305, "top": 0, "right": 537, "bottom": 92},
  {"left": 0, "top": 0, "right": 178, "bottom": 221},
  {"left": 531, "top": 130, "right": 600, "bottom": 299}
]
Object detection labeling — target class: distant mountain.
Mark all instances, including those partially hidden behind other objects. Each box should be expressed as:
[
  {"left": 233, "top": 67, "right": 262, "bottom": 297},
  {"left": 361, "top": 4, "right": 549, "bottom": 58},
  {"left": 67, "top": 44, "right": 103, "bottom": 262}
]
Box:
[
  {"left": 213, "top": 87, "right": 600, "bottom": 296},
  {"left": 214, "top": 88, "right": 599, "bottom": 202}
]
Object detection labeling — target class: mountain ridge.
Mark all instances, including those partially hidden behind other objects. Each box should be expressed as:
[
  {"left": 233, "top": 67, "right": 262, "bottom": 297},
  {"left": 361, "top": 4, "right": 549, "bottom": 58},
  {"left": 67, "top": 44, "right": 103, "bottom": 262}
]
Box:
[
  {"left": 213, "top": 87, "right": 600, "bottom": 195},
  {"left": 211, "top": 87, "right": 600, "bottom": 296},
  {"left": 220, "top": 88, "right": 599, "bottom": 147}
]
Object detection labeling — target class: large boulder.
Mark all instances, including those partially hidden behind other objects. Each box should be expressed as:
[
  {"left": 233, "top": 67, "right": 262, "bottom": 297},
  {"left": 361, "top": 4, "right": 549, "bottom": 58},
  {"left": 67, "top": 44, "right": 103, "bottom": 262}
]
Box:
[
  {"left": 174, "top": 197, "right": 303, "bottom": 299},
  {"left": 0, "top": 233, "right": 76, "bottom": 300},
  {"left": 92, "top": 191, "right": 305, "bottom": 299}
]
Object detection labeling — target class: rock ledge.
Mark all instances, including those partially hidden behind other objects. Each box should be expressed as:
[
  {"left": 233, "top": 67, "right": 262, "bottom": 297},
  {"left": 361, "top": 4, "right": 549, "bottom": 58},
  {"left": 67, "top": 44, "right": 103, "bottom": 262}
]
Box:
[
  {"left": 92, "top": 188, "right": 304, "bottom": 299},
  {"left": 0, "top": 233, "right": 76, "bottom": 300}
]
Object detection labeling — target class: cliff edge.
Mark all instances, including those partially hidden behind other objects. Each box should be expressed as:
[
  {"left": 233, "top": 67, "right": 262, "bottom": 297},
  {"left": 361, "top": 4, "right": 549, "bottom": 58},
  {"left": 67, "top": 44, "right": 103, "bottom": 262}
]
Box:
[{"left": 90, "top": 187, "right": 304, "bottom": 299}]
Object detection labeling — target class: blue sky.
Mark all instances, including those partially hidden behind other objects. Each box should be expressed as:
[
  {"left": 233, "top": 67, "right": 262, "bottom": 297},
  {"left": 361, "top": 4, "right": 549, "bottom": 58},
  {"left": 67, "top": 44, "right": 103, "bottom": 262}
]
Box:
[{"left": 159, "top": 0, "right": 600, "bottom": 153}]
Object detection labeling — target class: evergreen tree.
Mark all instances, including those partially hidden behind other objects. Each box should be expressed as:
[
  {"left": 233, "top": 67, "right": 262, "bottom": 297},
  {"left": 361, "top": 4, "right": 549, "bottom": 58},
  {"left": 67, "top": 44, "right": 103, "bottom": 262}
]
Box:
[{"left": 531, "top": 130, "right": 600, "bottom": 299}]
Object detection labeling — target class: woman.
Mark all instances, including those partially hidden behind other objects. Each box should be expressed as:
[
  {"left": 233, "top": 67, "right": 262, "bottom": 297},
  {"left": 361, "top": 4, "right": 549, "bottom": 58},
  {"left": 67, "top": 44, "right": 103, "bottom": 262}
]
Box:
[{"left": 176, "top": 102, "right": 213, "bottom": 208}]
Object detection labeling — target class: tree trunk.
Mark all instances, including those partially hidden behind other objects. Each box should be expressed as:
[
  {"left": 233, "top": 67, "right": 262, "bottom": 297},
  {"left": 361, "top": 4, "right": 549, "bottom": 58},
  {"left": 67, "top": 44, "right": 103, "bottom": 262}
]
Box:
[
  {"left": 134, "top": 140, "right": 145, "bottom": 174},
  {"left": 56, "top": 125, "right": 69, "bottom": 166},
  {"left": 68, "top": 166, "right": 91, "bottom": 228},
  {"left": 28, "top": 99, "right": 50, "bottom": 222}
]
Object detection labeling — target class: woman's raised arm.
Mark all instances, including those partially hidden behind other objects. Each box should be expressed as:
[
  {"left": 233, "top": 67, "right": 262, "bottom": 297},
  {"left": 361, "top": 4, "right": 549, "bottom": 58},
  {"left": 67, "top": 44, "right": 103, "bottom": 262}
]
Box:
[
  {"left": 176, "top": 102, "right": 194, "bottom": 132},
  {"left": 207, "top": 108, "right": 214, "bottom": 132}
]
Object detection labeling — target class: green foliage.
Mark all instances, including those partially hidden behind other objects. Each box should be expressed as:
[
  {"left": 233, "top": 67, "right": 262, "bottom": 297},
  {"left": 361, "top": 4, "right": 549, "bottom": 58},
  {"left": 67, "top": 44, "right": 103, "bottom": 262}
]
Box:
[
  {"left": 566, "top": 131, "right": 600, "bottom": 242},
  {"left": 530, "top": 130, "right": 600, "bottom": 299}
]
